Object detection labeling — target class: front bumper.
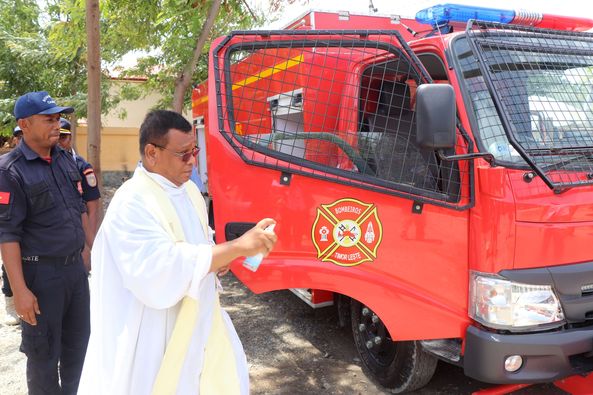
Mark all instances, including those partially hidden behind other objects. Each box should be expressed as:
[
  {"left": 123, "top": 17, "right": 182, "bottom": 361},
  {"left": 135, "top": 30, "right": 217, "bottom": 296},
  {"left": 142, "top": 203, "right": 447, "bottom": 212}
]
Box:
[{"left": 463, "top": 325, "right": 593, "bottom": 383}]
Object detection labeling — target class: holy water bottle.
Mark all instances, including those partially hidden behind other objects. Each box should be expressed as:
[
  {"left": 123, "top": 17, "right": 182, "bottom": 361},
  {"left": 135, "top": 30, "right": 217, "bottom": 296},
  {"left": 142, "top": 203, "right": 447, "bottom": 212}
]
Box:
[{"left": 242, "top": 224, "right": 276, "bottom": 272}]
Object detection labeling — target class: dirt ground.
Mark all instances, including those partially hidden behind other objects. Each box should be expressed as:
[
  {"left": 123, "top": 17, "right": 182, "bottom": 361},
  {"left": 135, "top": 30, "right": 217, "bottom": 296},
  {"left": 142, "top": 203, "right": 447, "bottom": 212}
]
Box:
[
  {"left": 0, "top": 272, "right": 566, "bottom": 395},
  {"left": 223, "top": 274, "right": 566, "bottom": 395}
]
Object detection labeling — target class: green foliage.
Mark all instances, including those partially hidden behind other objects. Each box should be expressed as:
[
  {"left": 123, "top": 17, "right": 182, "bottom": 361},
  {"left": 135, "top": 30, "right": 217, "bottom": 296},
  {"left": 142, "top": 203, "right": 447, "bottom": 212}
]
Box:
[
  {"left": 0, "top": 0, "right": 115, "bottom": 132},
  {"left": 115, "top": 0, "right": 297, "bottom": 110},
  {"left": 0, "top": 0, "right": 299, "bottom": 133},
  {"left": 0, "top": 0, "right": 43, "bottom": 132}
]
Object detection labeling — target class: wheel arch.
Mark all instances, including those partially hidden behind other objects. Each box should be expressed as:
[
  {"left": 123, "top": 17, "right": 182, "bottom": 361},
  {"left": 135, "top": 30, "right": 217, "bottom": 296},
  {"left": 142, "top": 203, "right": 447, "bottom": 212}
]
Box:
[{"left": 232, "top": 260, "right": 468, "bottom": 340}]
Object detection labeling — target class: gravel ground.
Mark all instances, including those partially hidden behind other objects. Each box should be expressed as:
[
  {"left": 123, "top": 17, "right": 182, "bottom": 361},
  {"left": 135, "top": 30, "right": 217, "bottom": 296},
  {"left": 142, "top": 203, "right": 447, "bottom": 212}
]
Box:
[
  {"left": 0, "top": 185, "right": 568, "bottom": 394},
  {"left": 0, "top": 309, "right": 26, "bottom": 394}
]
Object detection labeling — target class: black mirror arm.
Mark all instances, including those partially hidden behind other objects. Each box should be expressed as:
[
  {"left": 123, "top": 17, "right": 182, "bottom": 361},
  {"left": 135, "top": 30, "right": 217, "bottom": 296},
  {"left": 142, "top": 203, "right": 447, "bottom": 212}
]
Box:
[{"left": 437, "top": 149, "right": 495, "bottom": 163}]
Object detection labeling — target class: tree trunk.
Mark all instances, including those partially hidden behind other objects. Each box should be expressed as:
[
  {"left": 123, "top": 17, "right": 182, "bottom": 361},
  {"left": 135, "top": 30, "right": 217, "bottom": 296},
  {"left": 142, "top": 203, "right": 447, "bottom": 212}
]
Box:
[
  {"left": 172, "top": 0, "right": 222, "bottom": 113},
  {"left": 86, "top": 0, "right": 104, "bottom": 217}
]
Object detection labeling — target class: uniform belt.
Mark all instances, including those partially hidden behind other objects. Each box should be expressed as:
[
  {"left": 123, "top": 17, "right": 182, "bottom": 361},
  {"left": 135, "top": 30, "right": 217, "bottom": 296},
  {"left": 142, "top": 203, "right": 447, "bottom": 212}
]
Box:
[{"left": 21, "top": 250, "right": 81, "bottom": 266}]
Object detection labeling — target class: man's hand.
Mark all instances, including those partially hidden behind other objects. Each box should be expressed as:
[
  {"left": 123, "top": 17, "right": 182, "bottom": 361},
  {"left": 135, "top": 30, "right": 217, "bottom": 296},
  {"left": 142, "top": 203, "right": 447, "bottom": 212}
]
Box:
[
  {"left": 13, "top": 287, "right": 40, "bottom": 326},
  {"left": 210, "top": 218, "right": 278, "bottom": 273},
  {"left": 234, "top": 218, "right": 278, "bottom": 258},
  {"left": 1, "top": 241, "right": 40, "bottom": 325},
  {"left": 82, "top": 244, "right": 92, "bottom": 272}
]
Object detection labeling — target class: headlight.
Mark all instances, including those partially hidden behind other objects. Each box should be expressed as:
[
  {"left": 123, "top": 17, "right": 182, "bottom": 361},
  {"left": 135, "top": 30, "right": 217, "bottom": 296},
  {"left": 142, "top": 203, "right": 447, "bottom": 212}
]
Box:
[{"left": 469, "top": 271, "right": 565, "bottom": 332}]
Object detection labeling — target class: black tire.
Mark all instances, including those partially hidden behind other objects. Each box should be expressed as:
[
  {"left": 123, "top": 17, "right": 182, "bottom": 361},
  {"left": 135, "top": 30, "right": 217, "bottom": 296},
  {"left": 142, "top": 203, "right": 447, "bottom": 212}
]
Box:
[{"left": 351, "top": 300, "right": 437, "bottom": 393}]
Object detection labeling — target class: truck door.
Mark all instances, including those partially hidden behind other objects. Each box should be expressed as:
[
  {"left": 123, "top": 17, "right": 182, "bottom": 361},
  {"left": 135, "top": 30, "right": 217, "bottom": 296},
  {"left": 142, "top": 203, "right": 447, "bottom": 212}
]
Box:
[{"left": 207, "top": 29, "right": 472, "bottom": 348}]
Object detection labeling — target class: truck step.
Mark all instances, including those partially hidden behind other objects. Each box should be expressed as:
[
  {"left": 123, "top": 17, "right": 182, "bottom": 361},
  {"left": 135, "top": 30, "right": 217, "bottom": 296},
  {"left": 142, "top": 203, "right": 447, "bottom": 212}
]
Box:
[{"left": 289, "top": 288, "right": 334, "bottom": 308}]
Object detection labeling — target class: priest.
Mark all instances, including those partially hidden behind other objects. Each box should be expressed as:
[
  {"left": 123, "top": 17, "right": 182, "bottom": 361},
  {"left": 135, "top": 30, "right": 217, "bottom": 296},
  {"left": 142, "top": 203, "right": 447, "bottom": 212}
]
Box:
[{"left": 78, "top": 109, "right": 277, "bottom": 394}]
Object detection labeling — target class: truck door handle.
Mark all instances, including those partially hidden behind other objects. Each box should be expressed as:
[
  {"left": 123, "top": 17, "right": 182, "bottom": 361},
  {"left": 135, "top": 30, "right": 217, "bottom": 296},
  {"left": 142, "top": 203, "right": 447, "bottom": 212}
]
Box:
[{"left": 225, "top": 222, "right": 256, "bottom": 241}]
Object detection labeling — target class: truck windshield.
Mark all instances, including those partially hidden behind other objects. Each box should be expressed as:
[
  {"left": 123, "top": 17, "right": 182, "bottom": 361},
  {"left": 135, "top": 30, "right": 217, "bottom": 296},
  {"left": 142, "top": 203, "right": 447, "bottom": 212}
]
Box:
[{"left": 453, "top": 35, "right": 593, "bottom": 168}]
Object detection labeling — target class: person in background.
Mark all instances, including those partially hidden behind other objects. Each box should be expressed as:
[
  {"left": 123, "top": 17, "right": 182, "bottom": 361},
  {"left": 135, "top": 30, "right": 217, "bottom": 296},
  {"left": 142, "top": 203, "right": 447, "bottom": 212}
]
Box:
[
  {"left": 1, "top": 259, "right": 18, "bottom": 325},
  {"left": 4, "top": 125, "right": 23, "bottom": 148},
  {"left": 79, "top": 109, "right": 277, "bottom": 394},
  {"left": 1, "top": 125, "right": 23, "bottom": 325},
  {"left": 189, "top": 154, "right": 207, "bottom": 193},
  {"left": 57, "top": 118, "right": 101, "bottom": 271},
  {"left": 0, "top": 91, "right": 91, "bottom": 394},
  {"left": 2, "top": 125, "right": 22, "bottom": 148}
]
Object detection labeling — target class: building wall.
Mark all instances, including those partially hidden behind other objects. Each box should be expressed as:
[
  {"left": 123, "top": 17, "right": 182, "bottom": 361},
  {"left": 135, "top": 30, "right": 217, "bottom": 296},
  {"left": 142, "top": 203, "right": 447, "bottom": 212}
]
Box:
[
  {"left": 74, "top": 126, "right": 139, "bottom": 172},
  {"left": 102, "top": 80, "right": 163, "bottom": 128}
]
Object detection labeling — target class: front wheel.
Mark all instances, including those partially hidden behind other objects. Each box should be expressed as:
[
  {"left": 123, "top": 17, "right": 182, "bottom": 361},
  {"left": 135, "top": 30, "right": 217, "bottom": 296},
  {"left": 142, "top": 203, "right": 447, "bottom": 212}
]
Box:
[{"left": 351, "top": 300, "right": 437, "bottom": 393}]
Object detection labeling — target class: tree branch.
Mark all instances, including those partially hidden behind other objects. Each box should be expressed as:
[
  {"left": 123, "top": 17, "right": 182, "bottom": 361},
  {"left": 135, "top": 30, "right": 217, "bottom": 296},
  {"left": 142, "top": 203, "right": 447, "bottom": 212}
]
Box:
[
  {"left": 172, "top": 0, "right": 222, "bottom": 113},
  {"left": 240, "top": 0, "right": 257, "bottom": 21}
]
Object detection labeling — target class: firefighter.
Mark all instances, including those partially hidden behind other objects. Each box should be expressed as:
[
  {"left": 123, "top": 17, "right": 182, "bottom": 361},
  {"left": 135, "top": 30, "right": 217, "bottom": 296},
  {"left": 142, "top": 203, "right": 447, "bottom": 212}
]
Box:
[
  {"left": 4, "top": 125, "right": 22, "bottom": 148},
  {"left": 2, "top": 126, "right": 24, "bottom": 325},
  {"left": 57, "top": 118, "right": 101, "bottom": 271},
  {"left": 0, "top": 91, "right": 91, "bottom": 394}
]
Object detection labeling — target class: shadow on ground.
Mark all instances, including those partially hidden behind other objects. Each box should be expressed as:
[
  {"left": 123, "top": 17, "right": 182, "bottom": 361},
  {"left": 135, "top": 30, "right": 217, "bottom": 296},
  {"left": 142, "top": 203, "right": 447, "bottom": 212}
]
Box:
[{"left": 220, "top": 273, "right": 568, "bottom": 395}]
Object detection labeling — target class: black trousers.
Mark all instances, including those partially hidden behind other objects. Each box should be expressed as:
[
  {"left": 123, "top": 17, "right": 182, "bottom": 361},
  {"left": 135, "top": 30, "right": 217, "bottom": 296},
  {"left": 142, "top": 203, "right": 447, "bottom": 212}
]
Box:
[
  {"left": 20, "top": 257, "right": 90, "bottom": 395},
  {"left": 2, "top": 264, "right": 12, "bottom": 297}
]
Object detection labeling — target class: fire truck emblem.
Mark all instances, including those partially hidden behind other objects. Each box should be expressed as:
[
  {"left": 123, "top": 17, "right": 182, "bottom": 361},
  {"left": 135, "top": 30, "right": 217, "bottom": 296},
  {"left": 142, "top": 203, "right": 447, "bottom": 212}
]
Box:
[{"left": 311, "top": 198, "right": 383, "bottom": 266}]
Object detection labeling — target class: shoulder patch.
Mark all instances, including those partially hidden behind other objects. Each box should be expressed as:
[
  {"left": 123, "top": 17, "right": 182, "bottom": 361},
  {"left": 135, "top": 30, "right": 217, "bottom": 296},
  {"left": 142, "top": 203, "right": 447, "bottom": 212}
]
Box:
[{"left": 85, "top": 171, "right": 97, "bottom": 188}]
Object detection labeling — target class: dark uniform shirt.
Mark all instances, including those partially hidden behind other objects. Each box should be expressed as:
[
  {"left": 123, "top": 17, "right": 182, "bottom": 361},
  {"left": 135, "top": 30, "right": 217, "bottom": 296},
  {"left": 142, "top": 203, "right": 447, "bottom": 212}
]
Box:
[
  {"left": 73, "top": 154, "right": 100, "bottom": 202},
  {"left": 0, "top": 140, "right": 86, "bottom": 257}
]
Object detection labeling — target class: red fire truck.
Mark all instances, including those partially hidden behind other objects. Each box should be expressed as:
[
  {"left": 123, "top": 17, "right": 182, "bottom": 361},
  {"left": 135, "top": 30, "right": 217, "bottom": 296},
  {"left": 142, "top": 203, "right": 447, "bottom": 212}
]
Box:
[{"left": 192, "top": 4, "right": 593, "bottom": 394}]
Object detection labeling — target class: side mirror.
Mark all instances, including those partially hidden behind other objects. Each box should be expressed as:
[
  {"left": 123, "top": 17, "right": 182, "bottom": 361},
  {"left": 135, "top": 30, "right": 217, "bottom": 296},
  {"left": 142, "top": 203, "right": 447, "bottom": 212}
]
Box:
[{"left": 416, "top": 84, "right": 456, "bottom": 150}]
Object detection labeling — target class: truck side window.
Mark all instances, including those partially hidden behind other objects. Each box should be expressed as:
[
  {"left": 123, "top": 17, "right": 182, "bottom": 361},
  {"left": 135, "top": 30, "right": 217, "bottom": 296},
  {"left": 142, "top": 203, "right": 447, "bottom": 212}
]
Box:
[
  {"left": 367, "top": 81, "right": 439, "bottom": 190},
  {"left": 358, "top": 54, "right": 461, "bottom": 199}
]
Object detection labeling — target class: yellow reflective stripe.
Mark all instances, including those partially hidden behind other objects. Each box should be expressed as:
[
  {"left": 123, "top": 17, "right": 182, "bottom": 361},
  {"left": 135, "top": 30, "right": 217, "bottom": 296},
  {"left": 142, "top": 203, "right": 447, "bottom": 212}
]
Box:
[
  {"left": 151, "top": 297, "right": 200, "bottom": 395},
  {"left": 232, "top": 54, "right": 303, "bottom": 90},
  {"left": 199, "top": 296, "right": 242, "bottom": 394},
  {"left": 192, "top": 54, "right": 304, "bottom": 113},
  {"left": 193, "top": 95, "right": 208, "bottom": 107}
]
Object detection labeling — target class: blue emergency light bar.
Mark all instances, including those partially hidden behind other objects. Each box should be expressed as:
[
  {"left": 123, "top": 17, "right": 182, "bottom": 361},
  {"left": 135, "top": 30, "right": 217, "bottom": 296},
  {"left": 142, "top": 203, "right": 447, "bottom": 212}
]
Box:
[{"left": 415, "top": 3, "right": 541, "bottom": 27}]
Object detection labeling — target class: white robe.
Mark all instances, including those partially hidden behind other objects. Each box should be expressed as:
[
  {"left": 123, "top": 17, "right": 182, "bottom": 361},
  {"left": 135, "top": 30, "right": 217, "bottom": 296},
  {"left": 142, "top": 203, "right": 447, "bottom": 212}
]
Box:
[{"left": 78, "top": 165, "right": 248, "bottom": 395}]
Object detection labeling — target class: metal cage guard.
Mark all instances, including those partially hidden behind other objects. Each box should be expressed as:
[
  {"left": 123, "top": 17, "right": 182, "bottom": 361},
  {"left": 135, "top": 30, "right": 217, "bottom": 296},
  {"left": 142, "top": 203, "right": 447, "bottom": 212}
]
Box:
[
  {"left": 212, "top": 30, "right": 474, "bottom": 209},
  {"left": 465, "top": 20, "right": 593, "bottom": 192}
]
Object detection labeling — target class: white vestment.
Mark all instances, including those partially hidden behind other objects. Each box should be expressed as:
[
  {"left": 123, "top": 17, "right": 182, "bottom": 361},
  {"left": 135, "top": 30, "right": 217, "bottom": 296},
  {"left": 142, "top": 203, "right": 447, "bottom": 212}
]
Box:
[{"left": 78, "top": 165, "right": 248, "bottom": 395}]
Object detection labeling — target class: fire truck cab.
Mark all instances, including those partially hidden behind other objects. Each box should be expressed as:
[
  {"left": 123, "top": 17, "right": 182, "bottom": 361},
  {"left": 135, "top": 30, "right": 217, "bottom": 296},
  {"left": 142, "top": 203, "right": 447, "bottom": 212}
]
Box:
[{"left": 192, "top": 4, "right": 593, "bottom": 393}]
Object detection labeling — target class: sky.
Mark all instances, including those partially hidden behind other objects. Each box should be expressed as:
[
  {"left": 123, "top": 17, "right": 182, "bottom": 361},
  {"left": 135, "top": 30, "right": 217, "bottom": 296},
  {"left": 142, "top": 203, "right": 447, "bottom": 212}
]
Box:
[{"left": 266, "top": 0, "right": 593, "bottom": 28}]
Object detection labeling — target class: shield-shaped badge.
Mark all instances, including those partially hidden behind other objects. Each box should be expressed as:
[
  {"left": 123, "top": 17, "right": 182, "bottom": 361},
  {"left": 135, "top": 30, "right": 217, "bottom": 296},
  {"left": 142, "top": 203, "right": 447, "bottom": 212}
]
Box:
[{"left": 85, "top": 171, "right": 97, "bottom": 188}]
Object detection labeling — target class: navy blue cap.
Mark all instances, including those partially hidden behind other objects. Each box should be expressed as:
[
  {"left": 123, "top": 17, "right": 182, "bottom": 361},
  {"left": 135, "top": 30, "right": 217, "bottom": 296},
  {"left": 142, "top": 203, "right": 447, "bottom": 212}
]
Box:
[
  {"left": 59, "top": 118, "right": 72, "bottom": 134},
  {"left": 14, "top": 91, "right": 74, "bottom": 120}
]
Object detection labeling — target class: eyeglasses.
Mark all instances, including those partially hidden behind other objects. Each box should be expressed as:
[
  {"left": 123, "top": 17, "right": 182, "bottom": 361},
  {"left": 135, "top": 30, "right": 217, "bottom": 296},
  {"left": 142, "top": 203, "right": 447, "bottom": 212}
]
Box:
[{"left": 151, "top": 143, "right": 199, "bottom": 162}]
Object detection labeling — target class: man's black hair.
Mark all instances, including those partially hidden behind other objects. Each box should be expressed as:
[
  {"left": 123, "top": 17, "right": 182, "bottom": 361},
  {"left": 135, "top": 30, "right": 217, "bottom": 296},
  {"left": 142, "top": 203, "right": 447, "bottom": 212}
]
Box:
[{"left": 139, "top": 110, "right": 192, "bottom": 156}]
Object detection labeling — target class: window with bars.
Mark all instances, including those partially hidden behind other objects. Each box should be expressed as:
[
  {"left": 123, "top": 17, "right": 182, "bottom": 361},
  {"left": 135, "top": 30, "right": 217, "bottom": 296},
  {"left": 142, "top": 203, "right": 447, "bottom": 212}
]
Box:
[{"left": 213, "top": 31, "right": 467, "bottom": 206}]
